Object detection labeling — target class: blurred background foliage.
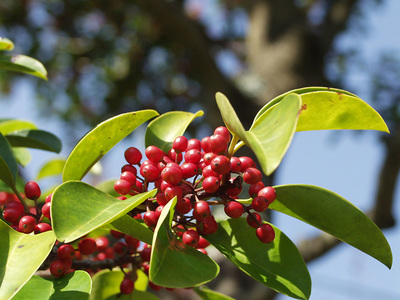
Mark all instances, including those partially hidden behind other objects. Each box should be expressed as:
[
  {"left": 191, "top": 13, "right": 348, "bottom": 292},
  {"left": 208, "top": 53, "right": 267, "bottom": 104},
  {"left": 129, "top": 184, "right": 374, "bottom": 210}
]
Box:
[{"left": 1, "top": 0, "right": 399, "bottom": 299}]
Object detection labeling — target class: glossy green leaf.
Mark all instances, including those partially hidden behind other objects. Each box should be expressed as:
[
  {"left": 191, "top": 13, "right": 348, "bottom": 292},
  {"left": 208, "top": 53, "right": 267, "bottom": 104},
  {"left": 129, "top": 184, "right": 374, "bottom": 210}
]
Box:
[
  {"left": 12, "top": 148, "right": 31, "bottom": 167},
  {"left": 51, "top": 180, "right": 156, "bottom": 243},
  {"left": 271, "top": 184, "right": 392, "bottom": 268},
  {"left": 145, "top": 110, "right": 204, "bottom": 152},
  {"left": 90, "top": 269, "right": 158, "bottom": 300},
  {"left": 36, "top": 158, "right": 65, "bottom": 180},
  {"left": 252, "top": 87, "right": 388, "bottom": 133},
  {"left": 6, "top": 129, "right": 61, "bottom": 153},
  {"left": 0, "top": 220, "right": 56, "bottom": 300},
  {"left": 63, "top": 110, "right": 158, "bottom": 182},
  {"left": 0, "top": 119, "right": 37, "bottom": 135},
  {"left": 0, "top": 133, "right": 18, "bottom": 189},
  {"left": 194, "top": 286, "right": 234, "bottom": 300},
  {"left": 215, "top": 92, "right": 247, "bottom": 138},
  {"left": 0, "top": 55, "right": 47, "bottom": 80},
  {"left": 205, "top": 218, "right": 311, "bottom": 300},
  {"left": 12, "top": 271, "right": 91, "bottom": 300},
  {"left": 0, "top": 37, "right": 14, "bottom": 51},
  {"left": 245, "top": 94, "right": 301, "bottom": 175},
  {"left": 149, "top": 198, "right": 219, "bottom": 287},
  {"left": 107, "top": 214, "right": 154, "bottom": 245}
]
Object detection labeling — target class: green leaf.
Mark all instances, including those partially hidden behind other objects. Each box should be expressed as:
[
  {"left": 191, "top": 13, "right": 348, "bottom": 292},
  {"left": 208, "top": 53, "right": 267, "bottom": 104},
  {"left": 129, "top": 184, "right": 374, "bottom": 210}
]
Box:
[
  {"left": 149, "top": 198, "right": 219, "bottom": 288},
  {"left": 145, "top": 110, "right": 204, "bottom": 152},
  {"left": 6, "top": 129, "right": 62, "bottom": 153},
  {"left": 36, "top": 158, "right": 65, "bottom": 180},
  {"left": 0, "top": 119, "right": 37, "bottom": 135},
  {"left": 0, "top": 133, "right": 18, "bottom": 189},
  {"left": 251, "top": 87, "right": 388, "bottom": 133},
  {"left": 107, "top": 214, "right": 154, "bottom": 245},
  {"left": 90, "top": 269, "right": 158, "bottom": 300},
  {"left": 205, "top": 218, "right": 311, "bottom": 300},
  {"left": 215, "top": 92, "right": 247, "bottom": 138},
  {"left": 12, "top": 148, "right": 31, "bottom": 167},
  {"left": 245, "top": 94, "right": 301, "bottom": 175},
  {"left": 194, "top": 286, "right": 235, "bottom": 300},
  {"left": 0, "top": 37, "right": 14, "bottom": 51},
  {"left": 51, "top": 181, "right": 156, "bottom": 243},
  {"left": 95, "top": 179, "right": 120, "bottom": 197},
  {"left": 63, "top": 110, "right": 158, "bottom": 182},
  {"left": 0, "top": 55, "right": 47, "bottom": 80},
  {"left": 12, "top": 271, "right": 92, "bottom": 300},
  {"left": 271, "top": 184, "right": 393, "bottom": 268},
  {"left": 0, "top": 220, "right": 56, "bottom": 300}
]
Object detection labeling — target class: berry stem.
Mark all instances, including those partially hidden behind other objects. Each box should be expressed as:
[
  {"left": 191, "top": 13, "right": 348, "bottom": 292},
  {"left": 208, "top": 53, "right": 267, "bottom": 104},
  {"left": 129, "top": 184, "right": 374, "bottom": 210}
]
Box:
[
  {"left": 10, "top": 185, "right": 30, "bottom": 213},
  {"left": 227, "top": 134, "right": 240, "bottom": 159}
]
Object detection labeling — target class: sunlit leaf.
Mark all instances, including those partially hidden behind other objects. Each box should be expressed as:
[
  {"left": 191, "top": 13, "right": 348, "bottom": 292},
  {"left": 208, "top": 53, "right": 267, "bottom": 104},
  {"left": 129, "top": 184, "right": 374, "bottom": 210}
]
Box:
[
  {"left": 12, "top": 271, "right": 92, "bottom": 300},
  {"left": 145, "top": 110, "right": 204, "bottom": 152},
  {"left": 90, "top": 269, "right": 158, "bottom": 300},
  {"left": 0, "top": 37, "right": 14, "bottom": 51},
  {"left": 107, "top": 214, "right": 154, "bottom": 245},
  {"left": 0, "top": 220, "right": 56, "bottom": 300},
  {"left": 12, "top": 148, "right": 31, "bottom": 167},
  {"left": 149, "top": 198, "right": 219, "bottom": 287},
  {"left": 6, "top": 129, "right": 62, "bottom": 153},
  {"left": 0, "top": 133, "right": 18, "bottom": 189},
  {"left": 215, "top": 92, "right": 247, "bottom": 138},
  {"left": 36, "top": 158, "right": 66, "bottom": 180},
  {"left": 194, "top": 285, "right": 235, "bottom": 300},
  {"left": 0, "top": 55, "right": 47, "bottom": 80},
  {"left": 0, "top": 119, "right": 37, "bottom": 135},
  {"left": 63, "top": 110, "right": 158, "bottom": 182},
  {"left": 51, "top": 181, "right": 156, "bottom": 243},
  {"left": 206, "top": 219, "right": 311, "bottom": 300},
  {"left": 271, "top": 184, "right": 393, "bottom": 268}
]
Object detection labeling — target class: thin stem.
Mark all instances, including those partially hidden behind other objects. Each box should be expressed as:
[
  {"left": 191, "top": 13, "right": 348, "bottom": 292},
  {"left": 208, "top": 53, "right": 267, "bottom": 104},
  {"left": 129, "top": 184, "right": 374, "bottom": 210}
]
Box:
[
  {"left": 227, "top": 134, "right": 240, "bottom": 159},
  {"left": 11, "top": 185, "right": 29, "bottom": 212}
]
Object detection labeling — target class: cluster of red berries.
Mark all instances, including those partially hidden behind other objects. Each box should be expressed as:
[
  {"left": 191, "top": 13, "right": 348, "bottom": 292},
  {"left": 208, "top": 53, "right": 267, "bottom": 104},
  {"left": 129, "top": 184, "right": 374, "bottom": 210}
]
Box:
[
  {"left": 0, "top": 182, "right": 52, "bottom": 234},
  {"left": 114, "top": 126, "right": 276, "bottom": 248}
]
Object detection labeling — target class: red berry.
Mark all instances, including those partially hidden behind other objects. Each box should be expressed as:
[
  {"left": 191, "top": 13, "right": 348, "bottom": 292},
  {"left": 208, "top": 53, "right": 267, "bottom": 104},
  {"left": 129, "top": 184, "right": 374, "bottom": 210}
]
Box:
[
  {"left": 121, "top": 164, "right": 137, "bottom": 175},
  {"left": 41, "top": 202, "right": 51, "bottom": 219},
  {"left": 141, "top": 246, "right": 151, "bottom": 262},
  {"left": 164, "top": 185, "right": 183, "bottom": 201},
  {"left": 120, "top": 171, "right": 136, "bottom": 186},
  {"left": 258, "top": 186, "right": 277, "bottom": 204},
  {"left": 187, "top": 138, "right": 202, "bottom": 151},
  {"left": 24, "top": 181, "right": 41, "bottom": 200},
  {"left": 249, "top": 182, "right": 265, "bottom": 198},
  {"left": 172, "top": 136, "right": 188, "bottom": 153},
  {"left": 124, "top": 147, "right": 142, "bottom": 165},
  {"left": 155, "top": 205, "right": 164, "bottom": 217},
  {"left": 197, "top": 216, "right": 218, "bottom": 235},
  {"left": 140, "top": 162, "right": 160, "bottom": 182},
  {"left": 120, "top": 278, "right": 135, "bottom": 294},
  {"left": 143, "top": 211, "right": 159, "bottom": 227},
  {"left": 193, "top": 201, "right": 211, "bottom": 220},
  {"left": 149, "top": 281, "right": 162, "bottom": 291},
  {"left": 110, "top": 230, "right": 124, "bottom": 239},
  {"left": 125, "top": 235, "right": 140, "bottom": 249},
  {"left": 18, "top": 215, "right": 36, "bottom": 233},
  {"left": 247, "top": 213, "right": 262, "bottom": 228},
  {"left": 6, "top": 201, "right": 24, "bottom": 214},
  {"left": 196, "top": 236, "right": 210, "bottom": 249},
  {"left": 256, "top": 224, "right": 275, "bottom": 243},
  {"left": 239, "top": 156, "right": 255, "bottom": 172},
  {"left": 184, "top": 149, "right": 202, "bottom": 165},
  {"left": 203, "top": 152, "right": 217, "bottom": 165},
  {"left": 202, "top": 176, "right": 220, "bottom": 193},
  {"left": 3, "top": 208, "right": 22, "bottom": 224},
  {"left": 50, "top": 260, "right": 67, "bottom": 277},
  {"left": 209, "top": 134, "right": 228, "bottom": 154},
  {"left": 95, "top": 237, "right": 109, "bottom": 252},
  {"left": 113, "top": 241, "right": 128, "bottom": 255},
  {"left": 145, "top": 145, "right": 164, "bottom": 163},
  {"left": 78, "top": 238, "right": 97, "bottom": 255},
  {"left": 167, "top": 149, "right": 183, "bottom": 164},
  {"left": 114, "top": 179, "right": 131, "bottom": 195},
  {"left": 0, "top": 191, "right": 12, "bottom": 206},
  {"left": 182, "top": 229, "right": 200, "bottom": 247},
  {"left": 202, "top": 165, "right": 219, "bottom": 178},
  {"left": 243, "top": 167, "right": 262, "bottom": 184},
  {"left": 161, "top": 166, "right": 182, "bottom": 185},
  {"left": 176, "top": 197, "right": 192, "bottom": 214},
  {"left": 180, "top": 162, "right": 198, "bottom": 179},
  {"left": 58, "top": 244, "right": 76, "bottom": 261},
  {"left": 230, "top": 157, "right": 242, "bottom": 172},
  {"left": 224, "top": 201, "right": 244, "bottom": 218},
  {"left": 251, "top": 196, "right": 269, "bottom": 212},
  {"left": 214, "top": 126, "right": 231, "bottom": 143},
  {"left": 35, "top": 222, "right": 52, "bottom": 233},
  {"left": 45, "top": 194, "right": 52, "bottom": 203},
  {"left": 211, "top": 155, "right": 231, "bottom": 175},
  {"left": 201, "top": 136, "right": 212, "bottom": 152},
  {"left": 156, "top": 191, "right": 169, "bottom": 205}
]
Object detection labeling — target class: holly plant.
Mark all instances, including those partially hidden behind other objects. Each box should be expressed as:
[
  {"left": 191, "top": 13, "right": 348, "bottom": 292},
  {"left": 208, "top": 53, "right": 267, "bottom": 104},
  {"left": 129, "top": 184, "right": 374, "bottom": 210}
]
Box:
[{"left": 0, "top": 37, "right": 393, "bottom": 300}]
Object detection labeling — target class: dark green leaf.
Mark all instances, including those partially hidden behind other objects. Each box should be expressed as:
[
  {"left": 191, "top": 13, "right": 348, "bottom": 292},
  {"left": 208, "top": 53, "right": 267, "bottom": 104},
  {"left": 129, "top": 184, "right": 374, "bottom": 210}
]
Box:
[
  {"left": 0, "top": 55, "right": 47, "bottom": 80},
  {"left": 107, "top": 214, "right": 154, "bottom": 245},
  {"left": 149, "top": 198, "right": 219, "bottom": 288},
  {"left": 6, "top": 129, "right": 62, "bottom": 153},
  {"left": 0, "top": 133, "right": 18, "bottom": 189},
  {"left": 51, "top": 180, "right": 156, "bottom": 243},
  {"left": 0, "top": 220, "right": 56, "bottom": 300},
  {"left": 12, "top": 271, "right": 91, "bottom": 300},
  {"left": 145, "top": 110, "right": 204, "bottom": 152},
  {"left": 271, "top": 184, "right": 393, "bottom": 268},
  {"left": 205, "top": 218, "right": 311, "bottom": 300},
  {"left": 63, "top": 110, "right": 158, "bottom": 182}
]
